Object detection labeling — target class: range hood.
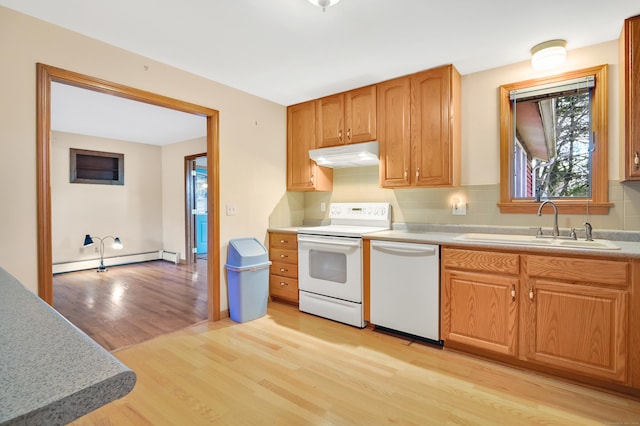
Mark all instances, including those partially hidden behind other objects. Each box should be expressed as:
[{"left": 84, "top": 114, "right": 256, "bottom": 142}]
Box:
[{"left": 309, "top": 141, "right": 379, "bottom": 168}]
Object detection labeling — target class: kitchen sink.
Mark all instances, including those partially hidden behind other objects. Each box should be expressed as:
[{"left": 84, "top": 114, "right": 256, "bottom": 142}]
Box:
[
  {"left": 454, "top": 233, "right": 620, "bottom": 250},
  {"left": 554, "top": 239, "right": 620, "bottom": 250}
]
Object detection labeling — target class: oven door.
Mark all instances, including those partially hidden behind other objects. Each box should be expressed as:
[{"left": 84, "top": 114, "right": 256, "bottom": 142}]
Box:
[{"left": 298, "top": 234, "right": 362, "bottom": 303}]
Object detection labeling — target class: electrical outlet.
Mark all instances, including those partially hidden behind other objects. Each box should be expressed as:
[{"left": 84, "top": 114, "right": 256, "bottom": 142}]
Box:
[
  {"left": 320, "top": 202, "right": 326, "bottom": 212},
  {"left": 226, "top": 203, "right": 237, "bottom": 216},
  {"left": 452, "top": 203, "right": 467, "bottom": 215}
]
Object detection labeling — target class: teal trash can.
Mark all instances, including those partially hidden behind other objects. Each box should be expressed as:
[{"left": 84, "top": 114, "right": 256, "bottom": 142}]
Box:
[{"left": 225, "top": 238, "right": 271, "bottom": 323}]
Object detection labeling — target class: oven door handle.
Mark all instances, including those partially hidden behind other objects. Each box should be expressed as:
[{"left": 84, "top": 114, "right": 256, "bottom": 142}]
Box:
[{"left": 298, "top": 235, "right": 361, "bottom": 248}]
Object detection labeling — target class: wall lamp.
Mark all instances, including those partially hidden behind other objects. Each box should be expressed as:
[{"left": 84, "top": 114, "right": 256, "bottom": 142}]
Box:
[
  {"left": 83, "top": 234, "right": 123, "bottom": 273},
  {"left": 531, "top": 39, "right": 567, "bottom": 70}
]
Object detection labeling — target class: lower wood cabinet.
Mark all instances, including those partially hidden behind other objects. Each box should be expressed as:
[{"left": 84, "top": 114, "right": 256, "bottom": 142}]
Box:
[
  {"left": 442, "top": 246, "right": 636, "bottom": 392},
  {"left": 442, "top": 248, "right": 520, "bottom": 356},
  {"left": 523, "top": 255, "right": 629, "bottom": 383},
  {"left": 268, "top": 232, "right": 299, "bottom": 304},
  {"left": 445, "top": 269, "right": 519, "bottom": 356}
]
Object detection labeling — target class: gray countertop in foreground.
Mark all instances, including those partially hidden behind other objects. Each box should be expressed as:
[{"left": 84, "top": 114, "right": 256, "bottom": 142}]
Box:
[{"left": 0, "top": 267, "right": 136, "bottom": 425}]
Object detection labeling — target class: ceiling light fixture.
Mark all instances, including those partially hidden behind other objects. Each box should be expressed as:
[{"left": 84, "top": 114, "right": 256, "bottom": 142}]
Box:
[
  {"left": 308, "top": 0, "right": 340, "bottom": 12},
  {"left": 530, "top": 39, "right": 567, "bottom": 70}
]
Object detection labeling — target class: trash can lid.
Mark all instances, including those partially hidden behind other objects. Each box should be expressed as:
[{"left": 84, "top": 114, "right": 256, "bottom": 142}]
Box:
[{"left": 227, "top": 238, "right": 269, "bottom": 268}]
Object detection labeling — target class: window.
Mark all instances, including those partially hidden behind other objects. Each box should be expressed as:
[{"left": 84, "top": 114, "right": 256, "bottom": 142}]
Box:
[
  {"left": 498, "top": 65, "right": 611, "bottom": 214},
  {"left": 70, "top": 148, "right": 124, "bottom": 185}
]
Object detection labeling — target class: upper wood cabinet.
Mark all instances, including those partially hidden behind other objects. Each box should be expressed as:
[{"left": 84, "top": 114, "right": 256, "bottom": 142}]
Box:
[
  {"left": 286, "top": 100, "right": 332, "bottom": 192},
  {"left": 317, "top": 85, "right": 377, "bottom": 148},
  {"left": 377, "top": 76, "right": 412, "bottom": 186},
  {"left": 378, "top": 65, "right": 460, "bottom": 188},
  {"left": 623, "top": 14, "right": 640, "bottom": 180}
]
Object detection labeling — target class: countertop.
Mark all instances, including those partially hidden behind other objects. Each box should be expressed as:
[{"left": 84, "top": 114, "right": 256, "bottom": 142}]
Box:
[
  {"left": 267, "top": 227, "right": 300, "bottom": 234},
  {"left": 364, "top": 230, "right": 640, "bottom": 258},
  {"left": 269, "top": 224, "right": 640, "bottom": 258},
  {"left": 0, "top": 267, "right": 136, "bottom": 425}
]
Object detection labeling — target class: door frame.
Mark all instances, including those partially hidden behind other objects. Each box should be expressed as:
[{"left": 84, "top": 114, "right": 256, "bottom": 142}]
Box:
[
  {"left": 185, "top": 153, "right": 207, "bottom": 265},
  {"left": 36, "top": 63, "right": 221, "bottom": 321}
]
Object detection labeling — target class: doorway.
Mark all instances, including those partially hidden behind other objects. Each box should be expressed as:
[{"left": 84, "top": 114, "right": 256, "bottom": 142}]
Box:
[
  {"left": 36, "top": 63, "right": 221, "bottom": 321},
  {"left": 185, "top": 154, "right": 208, "bottom": 265}
]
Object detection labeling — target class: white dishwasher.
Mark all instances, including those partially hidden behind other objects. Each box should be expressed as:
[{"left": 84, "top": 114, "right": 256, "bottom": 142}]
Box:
[{"left": 370, "top": 240, "right": 441, "bottom": 343}]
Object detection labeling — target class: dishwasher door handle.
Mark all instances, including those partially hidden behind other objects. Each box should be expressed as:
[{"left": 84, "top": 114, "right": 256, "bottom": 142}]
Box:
[{"left": 371, "top": 241, "right": 438, "bottom": 256}]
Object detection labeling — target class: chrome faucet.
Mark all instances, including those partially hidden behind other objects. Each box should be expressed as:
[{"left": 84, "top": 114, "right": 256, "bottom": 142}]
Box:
[
  {"left": 584, "top": 222, "right": 593, "bottom": 241},
  {"left": 537, "top": 200, "right": 560, "bottom": 237}
]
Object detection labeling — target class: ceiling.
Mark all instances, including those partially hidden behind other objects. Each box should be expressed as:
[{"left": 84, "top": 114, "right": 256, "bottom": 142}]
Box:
[
  {"left": 2, "top": 0, "right": 639, "bottom": 144},
  {"left": 51, "top": 83, "right": 206, "bottom": 145}
]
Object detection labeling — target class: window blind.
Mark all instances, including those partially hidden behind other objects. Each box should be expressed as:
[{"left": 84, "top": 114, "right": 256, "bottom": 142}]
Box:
[{"left": 509, "top": 75, "right": 595, "bottom": 101}]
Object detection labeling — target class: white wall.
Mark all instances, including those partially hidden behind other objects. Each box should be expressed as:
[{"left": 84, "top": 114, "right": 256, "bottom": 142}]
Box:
[
  {"left": 460, "top": 41, "right": 620, "bottom": 185},
  {"left": 51, "top": 131, "right": 163, "bottom": 264},
  {"left": 0, "top": 6, "right": 287, "bottom": 310}
]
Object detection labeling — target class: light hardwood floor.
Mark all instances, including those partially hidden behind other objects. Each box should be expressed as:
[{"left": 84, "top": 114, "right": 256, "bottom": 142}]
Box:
[
  {"left": 71, "top": 302, "right": 640, "bottom": 425},
  {"left": 53, "top": 260, "right": 208, "bottom": 351}
]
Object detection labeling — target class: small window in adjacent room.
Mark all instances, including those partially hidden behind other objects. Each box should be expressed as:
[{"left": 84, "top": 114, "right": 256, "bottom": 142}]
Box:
[{"left": 70, "top": 148, "right": 124, "bottom": 185}]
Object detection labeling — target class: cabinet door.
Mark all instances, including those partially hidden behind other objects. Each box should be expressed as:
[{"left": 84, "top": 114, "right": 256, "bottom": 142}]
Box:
[
  {"left": 377, "top": 77, "right": 411, "bottom": 187},
  {"left": 411, "top": 66, "right": 453, "bottom": 186},
  {"left": 442, "top": 269, "right": 519, "bottom": 356},
  {"left": 287, "top": 101, "right": 332, "bottom": 191},
  {"left": 346, "top": 85, "right": 376, "bottom": 144},
  {"left": 624, "top": 15, "right": 640, "bottom": 180},
  {"left": 524, "top": 279, "right": 628, "bottom": 383},
  {"left": 317, "top": 94, "right": 344, "bottom": 148}
]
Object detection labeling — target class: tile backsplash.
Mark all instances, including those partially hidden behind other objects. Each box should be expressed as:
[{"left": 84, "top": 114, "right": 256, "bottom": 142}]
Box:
[{"left": 282, "top": 166, "right": 640, "bottom": 231}]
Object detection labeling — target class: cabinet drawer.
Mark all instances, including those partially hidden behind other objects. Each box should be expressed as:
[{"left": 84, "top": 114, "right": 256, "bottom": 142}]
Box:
[
  {"left": 443, "top": 248, "right": 519, "bottom": 275},
  {"left": 270, "top": 261, "right": 298, "bottom": 279},
  {"left": 269, "top": 275, "right": 298, "bottom": 301},
  {"left": 269, "top": 248, "right": 297, "bottom": 264},
  {"left": 526, "top": 256, "right": 629, "bottom": 287},
  {"left": 269, "top": 232, "right": 297, "bottom": 250}
]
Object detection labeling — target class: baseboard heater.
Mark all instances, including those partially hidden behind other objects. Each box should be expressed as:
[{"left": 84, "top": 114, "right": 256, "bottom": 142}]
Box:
[{"left": 53, "top": 250, "right": 181, "bottom": 274}]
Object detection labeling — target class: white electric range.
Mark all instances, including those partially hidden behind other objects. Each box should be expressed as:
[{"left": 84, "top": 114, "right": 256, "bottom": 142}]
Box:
[{"left": 297, "top": 203, "right": 391, "bottom": 328}]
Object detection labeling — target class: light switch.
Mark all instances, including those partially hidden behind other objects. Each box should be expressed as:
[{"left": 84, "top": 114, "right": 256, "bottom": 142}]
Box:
[{"left": 226, "top": 203, "right": 237, "bottom": 216}]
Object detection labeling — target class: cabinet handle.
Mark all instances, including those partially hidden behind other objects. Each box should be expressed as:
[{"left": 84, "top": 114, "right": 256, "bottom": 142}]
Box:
[
  {"left": 529, "top": 287, "right": 535, "bottom": 301},
  {"left": 310, "top": 173, "right": 314, "bottom": 184},
  {"left": 279, "top": 282, "right": 288, "bottom": 287},
  {"left": 279, "top": 268, "right": 288, "bottom": 272},
  {"left": 404, "top": 169, "right": 408, "bottom": 180},
  {"left": 279, "top": 239, "right": 288, "bottom": 244},
  {"left": 280, "top": 254, "right": 288, "bottom": 258},
  {"left": 635, "top": 152, "right": 639, "bottom": 170},
  {"left": 511, "top": 285, "right": 516, "bottom": 301},
  {"left": 416, "top": 168, "right": 420, "bottom": 179},
  {"left": 347, "top": 128, "right": 351, "bottom": 141},
  {"left": 338, "top": 129, "right": 343, "bottom": 141}
]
